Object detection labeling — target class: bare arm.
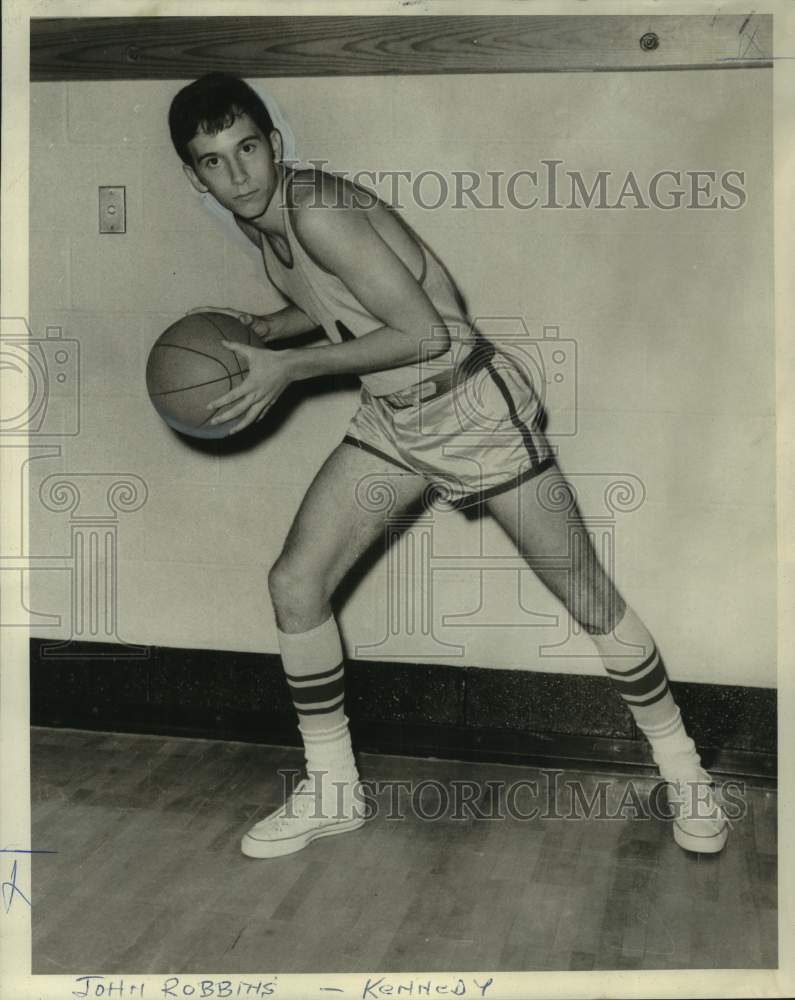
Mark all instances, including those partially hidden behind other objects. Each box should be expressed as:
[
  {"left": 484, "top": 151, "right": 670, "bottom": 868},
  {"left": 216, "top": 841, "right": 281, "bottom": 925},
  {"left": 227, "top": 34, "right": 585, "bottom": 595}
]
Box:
[
  {"left": 186, "top": 303, "right": 319, "bottom": 344},
  {"left": 207, "top": 197, "right": 451, "bottom": 433},
  {"left": 216, "top": 215, "right": 319, "bottom": 342},
  {"left": 258, "top": 304, "right": 319, "bottom": 343},
  {"left": 283, "top": 200, "right": 450, "bottom": 381}
]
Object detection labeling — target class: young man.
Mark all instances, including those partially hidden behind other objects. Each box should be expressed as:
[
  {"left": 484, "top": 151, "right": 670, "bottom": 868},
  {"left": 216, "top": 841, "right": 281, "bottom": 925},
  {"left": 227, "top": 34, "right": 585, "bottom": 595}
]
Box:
[{"left": 168, "top": 73, "right": 728, "bottom": 859}]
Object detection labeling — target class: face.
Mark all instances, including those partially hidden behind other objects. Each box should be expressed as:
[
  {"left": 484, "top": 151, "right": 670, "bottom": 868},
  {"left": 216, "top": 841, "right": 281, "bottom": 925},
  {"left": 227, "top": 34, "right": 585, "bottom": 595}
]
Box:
[{"left": 184, "top": 111, "right": 282, "bottom": 222}]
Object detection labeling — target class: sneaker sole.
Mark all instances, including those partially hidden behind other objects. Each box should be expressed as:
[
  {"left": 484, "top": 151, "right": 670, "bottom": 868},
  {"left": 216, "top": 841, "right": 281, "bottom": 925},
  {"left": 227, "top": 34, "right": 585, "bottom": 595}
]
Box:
[
  {"left": 673, "top": 820, "right": 729, "bottom": 854},
  {"left": 241, "top": 816, "right": 366, "bottom": 859}
]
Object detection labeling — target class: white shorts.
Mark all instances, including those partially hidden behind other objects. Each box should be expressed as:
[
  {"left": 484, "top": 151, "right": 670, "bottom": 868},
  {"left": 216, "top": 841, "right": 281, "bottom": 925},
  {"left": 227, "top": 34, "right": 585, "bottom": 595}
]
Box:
[{"left": 342, "top": 340, "right": 557, "bottom": 507}]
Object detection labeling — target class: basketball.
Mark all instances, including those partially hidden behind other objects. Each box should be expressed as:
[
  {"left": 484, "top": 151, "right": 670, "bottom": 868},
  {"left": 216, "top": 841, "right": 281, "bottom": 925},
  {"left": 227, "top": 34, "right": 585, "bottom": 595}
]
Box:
[{"left": 146, "top": 312, "right": 258, "bottom": 438}]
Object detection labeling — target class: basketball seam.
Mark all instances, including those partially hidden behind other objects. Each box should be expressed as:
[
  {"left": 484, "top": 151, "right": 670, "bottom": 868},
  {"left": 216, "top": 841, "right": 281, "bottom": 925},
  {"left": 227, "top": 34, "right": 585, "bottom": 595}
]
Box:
[
  {"left": 150, "top": 341, "right": 239, "bottom": 375},
  {"left": 148, "top": 313, "right": 253, "bottom": 434},
  {"left": 149, "top": 369, "right": 250, "bottom": 397},
  {"left": 201, "top": 313, "right": 249, "bottom": 379}
]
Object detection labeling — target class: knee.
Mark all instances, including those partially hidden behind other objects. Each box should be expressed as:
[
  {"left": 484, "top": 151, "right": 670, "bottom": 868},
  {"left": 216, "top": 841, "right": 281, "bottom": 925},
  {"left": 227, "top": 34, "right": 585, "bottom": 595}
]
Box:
[
  {"left": 578, "top": 590, "right": 627, "bottom": 635},
  {"left": 267, "top": 556, "right": 302, "bottom": 611},
  {"left": 268, "top": 554, "right": 331, "bottom": 617}
]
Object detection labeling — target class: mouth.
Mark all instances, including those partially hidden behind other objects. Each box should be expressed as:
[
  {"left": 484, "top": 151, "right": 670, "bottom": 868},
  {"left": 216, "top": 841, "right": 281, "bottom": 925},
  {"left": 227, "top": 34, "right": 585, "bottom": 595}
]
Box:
[{"left": 235, "top": 190, "right": 261, "bottom": 202}]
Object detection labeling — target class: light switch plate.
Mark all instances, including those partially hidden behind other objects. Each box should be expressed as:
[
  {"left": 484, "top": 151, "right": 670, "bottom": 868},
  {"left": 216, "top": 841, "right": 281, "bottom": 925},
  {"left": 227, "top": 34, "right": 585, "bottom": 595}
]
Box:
[{"left": 99, "top": 186, "right": 126, "bottom": 234}]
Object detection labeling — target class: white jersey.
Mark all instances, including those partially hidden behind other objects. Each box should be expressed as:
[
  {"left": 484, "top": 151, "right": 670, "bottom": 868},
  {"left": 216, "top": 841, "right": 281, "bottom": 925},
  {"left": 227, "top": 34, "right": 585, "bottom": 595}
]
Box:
[{"left": 258, "top": 170, "right": 472, "bottom": 397}]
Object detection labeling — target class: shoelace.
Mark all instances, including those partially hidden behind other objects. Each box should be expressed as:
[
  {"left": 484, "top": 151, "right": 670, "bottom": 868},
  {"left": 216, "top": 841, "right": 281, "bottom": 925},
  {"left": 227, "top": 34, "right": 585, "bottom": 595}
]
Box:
[
  {"left": 666, "top": 769, "right": 733, "bottom": 831},
  {"left": 254, "top": 777, "right": 360, "bottom": 833},
  {"left": 254, "top": 779, "right": 321, "bottom": 833}
]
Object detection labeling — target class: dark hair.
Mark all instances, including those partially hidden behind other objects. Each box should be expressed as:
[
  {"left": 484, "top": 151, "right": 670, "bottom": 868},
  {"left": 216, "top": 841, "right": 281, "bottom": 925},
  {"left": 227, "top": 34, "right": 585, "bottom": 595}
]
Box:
[{"left": 168, "top": 72, "right": 275, "bottom": 166}]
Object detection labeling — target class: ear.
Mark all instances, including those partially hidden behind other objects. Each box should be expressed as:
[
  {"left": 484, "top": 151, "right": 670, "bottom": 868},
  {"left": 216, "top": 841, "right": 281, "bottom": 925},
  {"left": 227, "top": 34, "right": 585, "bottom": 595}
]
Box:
[
  {"left": 183, "top": 162, "right": 208, "bottom": 194},
  {"left": 269, "top": 129, "right": 284, "bottom": 163}
]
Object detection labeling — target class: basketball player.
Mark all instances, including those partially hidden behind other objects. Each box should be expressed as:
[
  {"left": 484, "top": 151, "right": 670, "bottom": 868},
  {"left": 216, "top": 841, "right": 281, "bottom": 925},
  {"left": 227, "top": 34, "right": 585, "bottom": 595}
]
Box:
[{"left": 168, "top": 73, "right": 728, "bottom": 858}]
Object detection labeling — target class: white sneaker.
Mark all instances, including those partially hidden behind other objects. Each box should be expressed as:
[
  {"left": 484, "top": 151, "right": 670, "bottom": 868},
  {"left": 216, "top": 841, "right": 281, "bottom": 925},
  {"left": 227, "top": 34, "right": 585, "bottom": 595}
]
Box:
[
  {"left": 665, "top": 767, "right": 729, "bottom": 854},
  {"left": 241, "top": 776, "right": 366, "bottom": 859}
]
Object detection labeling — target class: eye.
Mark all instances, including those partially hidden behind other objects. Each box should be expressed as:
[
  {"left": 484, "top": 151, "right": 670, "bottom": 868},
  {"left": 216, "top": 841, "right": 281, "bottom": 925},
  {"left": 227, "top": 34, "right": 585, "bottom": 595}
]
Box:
[
  {"left": 203, "top": 156, "right": 220, "bottom": 170},
  {"left": 241, "top": 142, "right": 259, "bottom": 154}
]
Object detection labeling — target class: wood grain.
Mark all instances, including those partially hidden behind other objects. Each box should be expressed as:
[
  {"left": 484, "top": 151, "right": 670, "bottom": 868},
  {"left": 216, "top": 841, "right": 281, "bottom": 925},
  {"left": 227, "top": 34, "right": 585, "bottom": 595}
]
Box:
[
  {"left": 30, "top": 727, "right": 777, "bottom": 973},
  {"left": 30, "top": 15, "right": 772, "bottom": 82}
]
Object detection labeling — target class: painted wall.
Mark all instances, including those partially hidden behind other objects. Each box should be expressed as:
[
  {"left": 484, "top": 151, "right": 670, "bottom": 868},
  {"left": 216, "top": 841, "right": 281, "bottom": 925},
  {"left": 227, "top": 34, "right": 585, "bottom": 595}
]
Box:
[{"left": 27, "top": 68, "right": 775, "bottom": 686}]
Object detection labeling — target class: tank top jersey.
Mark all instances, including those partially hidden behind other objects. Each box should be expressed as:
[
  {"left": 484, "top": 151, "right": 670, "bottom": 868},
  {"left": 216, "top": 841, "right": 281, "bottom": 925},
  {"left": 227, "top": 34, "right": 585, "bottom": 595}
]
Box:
[{"left": 258, "top": 171, "right": 472, "bottom": 397}]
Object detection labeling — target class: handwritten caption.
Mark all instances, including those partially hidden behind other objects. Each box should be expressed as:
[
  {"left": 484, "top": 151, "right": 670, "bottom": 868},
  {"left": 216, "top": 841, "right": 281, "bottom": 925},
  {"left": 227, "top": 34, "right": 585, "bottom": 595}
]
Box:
[{"left": 71, "top": 976, "right": 495, "bottom": 999}]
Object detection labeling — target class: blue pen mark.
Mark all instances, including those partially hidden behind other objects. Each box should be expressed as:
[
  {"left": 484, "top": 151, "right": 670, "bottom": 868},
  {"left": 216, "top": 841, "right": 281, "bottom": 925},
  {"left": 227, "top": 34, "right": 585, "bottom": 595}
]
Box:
[
  {"left": 2, "top": 860, "right": 31, "bottom": 912},
  {"left": 0, "top": 848, "right": 58, "bottom": 854},
  {"left": 1, "top": 848, "right": 57, "bottom": 913}
]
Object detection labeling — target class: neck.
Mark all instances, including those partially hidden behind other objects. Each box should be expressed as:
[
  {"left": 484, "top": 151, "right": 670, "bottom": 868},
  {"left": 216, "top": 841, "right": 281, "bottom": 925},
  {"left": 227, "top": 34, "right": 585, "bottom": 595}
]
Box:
[{"left": 236, "top": 166, "right": 287, "bottom": 237}]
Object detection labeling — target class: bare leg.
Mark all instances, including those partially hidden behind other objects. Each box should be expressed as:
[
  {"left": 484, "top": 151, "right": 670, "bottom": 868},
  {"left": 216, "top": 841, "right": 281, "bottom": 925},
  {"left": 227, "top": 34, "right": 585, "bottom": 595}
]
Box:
[
  {"left": 485, "top": 460, "right": 728, "bottom": 853},
  {"left": 484, "top": 460, "right": 627, "bottom": 634},
  {"left": 242, "top": 444, "right": 428, "bottom": 858},
  {"left": 268, "top": 442, "right": 427, "bottom": 633},
  {"left": 484, "top": 459, "right": 686, "bottom": 732},
  {"left": 486, "top": 460, "right": 683, "bottom": 735}
]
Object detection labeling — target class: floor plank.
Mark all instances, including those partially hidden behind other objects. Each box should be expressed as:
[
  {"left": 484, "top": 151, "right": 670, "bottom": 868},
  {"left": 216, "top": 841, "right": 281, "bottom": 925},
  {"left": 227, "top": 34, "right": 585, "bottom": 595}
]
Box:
[{"left": 29, "top": 727, "right": 777, "bottom": 973}]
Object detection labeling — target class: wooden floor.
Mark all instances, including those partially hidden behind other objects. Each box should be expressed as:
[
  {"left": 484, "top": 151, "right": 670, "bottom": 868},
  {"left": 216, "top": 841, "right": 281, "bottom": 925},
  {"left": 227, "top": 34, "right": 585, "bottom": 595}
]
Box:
[{"left": 30, "top": 727, "right": 777, "bottom": 974}]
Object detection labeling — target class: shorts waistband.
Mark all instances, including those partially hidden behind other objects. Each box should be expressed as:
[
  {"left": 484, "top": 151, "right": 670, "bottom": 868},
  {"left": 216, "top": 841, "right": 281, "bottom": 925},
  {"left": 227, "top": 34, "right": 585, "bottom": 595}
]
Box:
[{"left": 376, "top": 339, "right": 497, "bottom": 411}]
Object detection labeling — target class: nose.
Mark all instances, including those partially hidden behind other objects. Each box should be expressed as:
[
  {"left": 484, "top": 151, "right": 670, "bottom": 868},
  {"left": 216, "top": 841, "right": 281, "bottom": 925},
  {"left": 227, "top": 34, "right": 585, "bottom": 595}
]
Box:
[{"left": 230, "top": 158, "right": 248, "bottom": 187}]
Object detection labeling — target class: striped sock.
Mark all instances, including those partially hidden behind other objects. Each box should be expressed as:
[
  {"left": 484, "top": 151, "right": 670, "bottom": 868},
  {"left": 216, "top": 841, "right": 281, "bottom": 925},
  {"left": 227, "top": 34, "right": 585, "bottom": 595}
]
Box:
[
  {"left": 279, "top": 615, "right": 346, "bottom": 733},
  {"left": 300, "top": 718, "right": 358, "bottom": 788},
  {"left": 588, "top": 604, "right": 701, "bottom": 780},
  {"left": 277, "top": 615, "right": 359, "bottom": 792},
  {"left": 634, "top": 705, "right": 701, "bottom": 781}
]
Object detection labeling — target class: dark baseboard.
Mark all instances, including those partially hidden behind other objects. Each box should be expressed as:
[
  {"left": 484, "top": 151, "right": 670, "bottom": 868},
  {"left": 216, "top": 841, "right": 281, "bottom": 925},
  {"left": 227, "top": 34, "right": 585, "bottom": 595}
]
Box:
[{"left": 29, "top": 638, "right": 777, "bottom": 784}]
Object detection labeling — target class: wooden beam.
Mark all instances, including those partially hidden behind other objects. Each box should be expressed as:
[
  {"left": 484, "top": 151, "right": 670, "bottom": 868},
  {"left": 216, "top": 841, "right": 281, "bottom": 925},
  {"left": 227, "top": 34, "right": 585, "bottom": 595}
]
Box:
[{"left": 30, "top": 14, "right": 772, "bottom": 82}]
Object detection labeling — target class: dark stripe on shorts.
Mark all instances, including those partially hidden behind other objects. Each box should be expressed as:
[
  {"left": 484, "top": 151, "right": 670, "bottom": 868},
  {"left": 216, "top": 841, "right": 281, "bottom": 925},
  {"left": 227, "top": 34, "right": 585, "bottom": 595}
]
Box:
[
  {"left": 446, "top": 456, "right": 555, "bottom": 509},
  {"left": 485, "top": 361, "right": 541, "bottom": 467},
  {"left": 341, "top": 434, "right": 418, "bottom": 475}
]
